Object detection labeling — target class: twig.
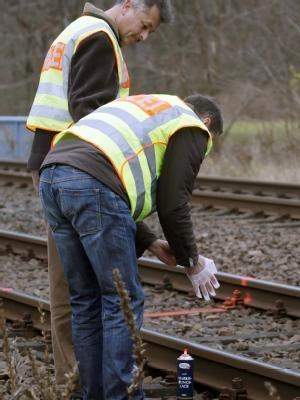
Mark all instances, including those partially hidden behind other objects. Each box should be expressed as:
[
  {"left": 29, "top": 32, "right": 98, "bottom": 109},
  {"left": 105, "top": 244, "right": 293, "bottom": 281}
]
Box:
[
  {"left": 62, "top": 364, "right": 80, "bottom": 400},
  {"left": 27, "top": 348, "right": 45, "bottom": 399},
  {"left": 38, "top": 304, "right": 52, "bottom": 393},
  {"left": 0, "top": 301, "right": 17, "bottom": 394},
  {"left": 113, "top": 268, "right": 147, "bottom": 398}
]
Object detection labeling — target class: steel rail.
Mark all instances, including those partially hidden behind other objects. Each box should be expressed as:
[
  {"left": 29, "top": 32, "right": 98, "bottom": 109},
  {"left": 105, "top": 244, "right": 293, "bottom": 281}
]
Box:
[
  {"left": 192, "top": 189, "right": 300, "bottom": 218},
  {"left": 143, "top": 329, "right": 300, "bottom": 400},
  {"left": 139, "top": 259, "right": 300, "bottom": 318},
  {"left": 0, "top": 287, "right": 50, "bottom": 331},
  {"left": 0, "top": 159, "right": 299, "bottom": 217},
  {"left": 0, "top": 230, "right": 46, "bottom": 259},
  {"left": 0, "top": 287, "right": 299, "bottom": 400},
  {"left": 0, "top": 159, "right": 300, "bottom": 196},
  {"left": 1, "top": 230, "right": 299, "bottom": 318},
  {"left": 1, "top": 158, "right": 299, "bottom": 198},
  {"left": 197, "top": 175, "right": 300, "bottom": 197},
  {"left": 0, "top": 158, "right": 299, "bottom": 195},
  {"left": 2, "top": 171, "right": 297, "bottom": 217},
  {"left": 0, "top": 160, "right": 30, "bottom": 183},
  {"left": 0, "top": 159, "right": 28, "bottom": 170},
  {"left": 0, "top": 170, "right": 31, "bottom": 184}
]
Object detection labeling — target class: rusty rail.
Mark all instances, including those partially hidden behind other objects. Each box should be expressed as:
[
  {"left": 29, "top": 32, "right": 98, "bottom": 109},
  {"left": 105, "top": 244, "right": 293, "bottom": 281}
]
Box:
[
  {"left": 193, "top": 189, "right": 300, "bottom": 219},
  {"left": 0, "top": 287, "right": 299, "bottom": 400},
  {"left": 139, "top": 259, "right": 300, "bottom": 318},
  {"left": 197, "top": 175, "right": 300, "bottom": 197},
  {"left": 1, "top": 159, "right": 299, "bottom": 217},
  {"left": 0, "top": 159, "right": 28, "bottom": 171},
  {"left": 0, "top": 159, "right": 30, "bottom": 183},
  {"left": 0, "top": 230, "right": 46, "bottom": 259},
  {"left": 1, "top": 158, "right": 299, "bottom": 196},
  {"left": 1, "top": 229, "right": 299, "bottom": 318},
  {"left": 0, "top": 170, "right": 31, "bottom": 184}
]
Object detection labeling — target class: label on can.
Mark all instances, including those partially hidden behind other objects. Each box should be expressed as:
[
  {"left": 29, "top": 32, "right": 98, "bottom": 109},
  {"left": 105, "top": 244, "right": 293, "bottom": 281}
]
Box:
[
  {"left": 177, "top": 356, "right": 193, "bottom": 398},
  {"left": 179, "top": 362, "right": 191, "bottom": 369}
]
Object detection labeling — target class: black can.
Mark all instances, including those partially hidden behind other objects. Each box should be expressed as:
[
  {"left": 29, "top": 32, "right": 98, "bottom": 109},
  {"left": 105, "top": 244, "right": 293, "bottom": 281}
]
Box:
[{"left": 177, "top": 349, "right": 194, "bottom": 399}]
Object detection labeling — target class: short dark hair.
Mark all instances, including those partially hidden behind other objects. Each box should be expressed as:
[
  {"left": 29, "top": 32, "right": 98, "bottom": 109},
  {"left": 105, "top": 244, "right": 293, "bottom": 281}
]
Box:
[
  {"left": 115, "top": 0, "right": 173, "bottom": 23},
  {"left": 184, "top": 94, "right": 223, "bottom": 136}
]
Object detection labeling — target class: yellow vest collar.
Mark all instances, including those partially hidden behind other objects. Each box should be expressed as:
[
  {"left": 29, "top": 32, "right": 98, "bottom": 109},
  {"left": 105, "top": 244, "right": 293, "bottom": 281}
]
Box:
[{"left": 82, "top": 2, "right": 120, "bottom": 42}]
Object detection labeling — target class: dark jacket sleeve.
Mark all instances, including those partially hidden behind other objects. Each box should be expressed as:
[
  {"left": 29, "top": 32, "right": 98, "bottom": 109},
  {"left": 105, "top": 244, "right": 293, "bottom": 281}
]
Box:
[
  {"left": 68, "top": 31, "right": 119, "bottom": 122},
  {"left": 157, "top": 127, "right": 208, "bottom": 267},
  {"left": 27, "top": 129, "right": 55, "bottom": 171},
  {"left": 135, "top": 222, "right": 158, "bottom": 258}
]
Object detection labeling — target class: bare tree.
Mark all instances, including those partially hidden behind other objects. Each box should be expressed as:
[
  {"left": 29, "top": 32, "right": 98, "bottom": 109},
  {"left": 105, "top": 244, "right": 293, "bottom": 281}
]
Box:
[{"left": 0, "top": 0, "right": 299, "bottom": 120}]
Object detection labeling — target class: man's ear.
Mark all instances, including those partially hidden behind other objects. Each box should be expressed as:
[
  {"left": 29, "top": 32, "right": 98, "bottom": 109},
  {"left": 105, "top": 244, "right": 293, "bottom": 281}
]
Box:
[
  {"left": 202, "top": 116, "right": 211, "bottom": 128},
  {"left": 122, "top": 0, "right": 133, "bottom": 13}
]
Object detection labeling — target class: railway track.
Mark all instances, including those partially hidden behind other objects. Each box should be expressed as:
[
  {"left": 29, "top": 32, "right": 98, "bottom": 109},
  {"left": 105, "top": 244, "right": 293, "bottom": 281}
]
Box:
[
  {"left": 0, "top": 159, "right": 299, "bottom": 218},
  {"left": 1, "top": 229, "right": 300, "bottom": 398},
  {"left": 196, "top": 176, "right": 300, "bottom": 197},
  {"left": 0, "top": 159, "right": 31, "bottom": 185},
  {"left": 192, "top": 189, "right": 300, "bottom": 219},
  {"left": 0, "top": 159, "right": 28, "bottom": 171},
  {"left": 0, "top": 229, "right": 299, "bottom": 319},
  {"left": 1, "top": 285, "right": 300, "bottom": 399}
]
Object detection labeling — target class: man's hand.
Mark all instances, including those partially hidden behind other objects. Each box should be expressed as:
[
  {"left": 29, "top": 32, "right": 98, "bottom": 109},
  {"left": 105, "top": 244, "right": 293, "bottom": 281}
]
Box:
[
  {"left": 185, "top": 255, "right": 220, "bottom": 301},
  {"left": 148, "top": 239, "right": 177, "bottom": 266}
]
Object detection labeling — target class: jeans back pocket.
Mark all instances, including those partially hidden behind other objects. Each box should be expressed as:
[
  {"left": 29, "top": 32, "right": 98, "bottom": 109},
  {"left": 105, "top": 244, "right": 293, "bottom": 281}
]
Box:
[{"left": 59, "top": 188, "right": 102, "bottom": 236}]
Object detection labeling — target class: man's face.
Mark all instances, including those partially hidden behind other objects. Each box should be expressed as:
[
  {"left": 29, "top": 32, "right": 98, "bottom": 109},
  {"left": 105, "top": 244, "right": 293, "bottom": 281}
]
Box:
[{"left": 117, "top": 1, "right": 161, "bottom": 46}]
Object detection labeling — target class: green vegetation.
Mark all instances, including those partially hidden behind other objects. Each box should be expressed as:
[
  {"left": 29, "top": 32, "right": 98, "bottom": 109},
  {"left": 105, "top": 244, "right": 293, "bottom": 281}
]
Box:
[
  {"left": 226, "top": 120, "right": 300, "bottom": 140},
  {"left": 201, "top": 119, "right": 300, "bottom": 183}
]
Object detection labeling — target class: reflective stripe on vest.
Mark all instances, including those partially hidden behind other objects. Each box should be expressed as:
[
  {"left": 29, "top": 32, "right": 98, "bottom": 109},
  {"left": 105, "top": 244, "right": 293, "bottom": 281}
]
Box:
[
  {"left": 26, "top": 16, "right": 129, "bottom": 133},
  {"left": 52, "top": 95, "right": 213, "bottom": 221}
]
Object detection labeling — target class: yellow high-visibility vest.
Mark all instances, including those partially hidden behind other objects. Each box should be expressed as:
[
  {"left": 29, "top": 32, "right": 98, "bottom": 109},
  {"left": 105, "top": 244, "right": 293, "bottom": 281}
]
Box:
[
  {"left": 27, "top": 16, "right": 129, "bottom": 133},
  {"left": 53, "top": 94, "right": 213, "bottom": 221}
]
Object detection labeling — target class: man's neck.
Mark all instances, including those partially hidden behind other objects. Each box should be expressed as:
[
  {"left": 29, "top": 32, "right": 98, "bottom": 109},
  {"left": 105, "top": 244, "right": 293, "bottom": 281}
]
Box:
[
  {"left": 82, "top": 2, "right": 120, "bottom": 40},
  {"left": 104, "top": 5, "right": 120, "bottom": 25}
]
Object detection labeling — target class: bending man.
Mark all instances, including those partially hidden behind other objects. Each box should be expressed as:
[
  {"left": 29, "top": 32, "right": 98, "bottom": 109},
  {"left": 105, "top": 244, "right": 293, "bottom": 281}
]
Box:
[{"left": 39, "top": 93, "right": 223, "bottom": 399}]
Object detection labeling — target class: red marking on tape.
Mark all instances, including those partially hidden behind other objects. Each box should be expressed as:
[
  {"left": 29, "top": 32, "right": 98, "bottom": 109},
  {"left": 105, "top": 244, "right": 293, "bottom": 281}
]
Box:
[
  {"left": 0, "top": 287, "right": 13, "bottom": 292},
  {"left": 244, "top": 292, "right": 253, "bottom": 304},
  {"left": 241, "top": 278, "right": 250, "bottom": 287}
]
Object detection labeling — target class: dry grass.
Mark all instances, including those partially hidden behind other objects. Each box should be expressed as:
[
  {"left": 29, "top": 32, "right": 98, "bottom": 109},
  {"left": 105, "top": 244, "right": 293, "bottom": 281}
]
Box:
[
  {"left": 113, "top": 268, "right": 147, "bottom": 399},
  {"left": 0, "top": 304, "right": 281, "bottom": 400},
  {"left": 0, "top": 270, "right": 146, "bottom": 400},
  {"left": 0, "top": 303, "right": 79, "bottom": 400},
  {"left": 202, "top": 120, "right": 300, "bottom": 183},
  {"left": 1, "top": 293, "right": 286, "bottom": 399}
]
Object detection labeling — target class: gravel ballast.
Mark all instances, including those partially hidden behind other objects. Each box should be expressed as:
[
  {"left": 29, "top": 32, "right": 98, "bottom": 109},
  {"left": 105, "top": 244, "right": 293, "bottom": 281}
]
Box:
[{"left": 0, "top": 183, "right": 299, "bottom": 286}]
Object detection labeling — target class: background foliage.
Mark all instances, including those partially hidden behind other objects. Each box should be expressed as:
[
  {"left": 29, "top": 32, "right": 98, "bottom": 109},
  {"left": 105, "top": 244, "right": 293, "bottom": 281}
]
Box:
[
  {"left": 0, "top": 0, "right": 299, "bottom": 180},
  {"left": 1, "top": 0, "right": 299, "bottom": 120}
]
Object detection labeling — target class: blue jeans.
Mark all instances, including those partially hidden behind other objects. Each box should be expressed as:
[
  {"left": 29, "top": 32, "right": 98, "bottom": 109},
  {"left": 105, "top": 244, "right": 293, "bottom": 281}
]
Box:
[{"left": 39, "top": 165, "right": 145, "bottom": 400}]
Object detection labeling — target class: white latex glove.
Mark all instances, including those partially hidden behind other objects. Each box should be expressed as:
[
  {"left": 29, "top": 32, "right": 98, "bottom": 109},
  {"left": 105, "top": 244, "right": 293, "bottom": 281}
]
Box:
[{"left": 185, "top": 256, "right": 220, "bottom": 301}]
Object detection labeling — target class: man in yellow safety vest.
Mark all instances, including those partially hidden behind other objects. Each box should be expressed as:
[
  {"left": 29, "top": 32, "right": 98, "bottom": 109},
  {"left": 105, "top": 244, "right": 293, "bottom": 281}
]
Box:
[
  {"left": 26, "top": 0, "right": 173, "bottom": 390},
  {"left": 39, "top": 93, "right": 223, "bottom": 399}
]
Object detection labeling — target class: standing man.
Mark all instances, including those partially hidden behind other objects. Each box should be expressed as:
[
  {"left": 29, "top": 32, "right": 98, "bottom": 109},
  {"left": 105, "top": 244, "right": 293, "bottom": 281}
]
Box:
[
  {"left": 39, "top": 93, "right": 223, "bottom": 399},
  {"left": 26, "top": 0, "right": 173, "bottom": 387}
]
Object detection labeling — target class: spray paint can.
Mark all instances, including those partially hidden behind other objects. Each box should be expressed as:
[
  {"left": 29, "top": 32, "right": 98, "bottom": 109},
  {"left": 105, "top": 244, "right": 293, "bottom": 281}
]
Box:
[{"left": 177, "top": 348, "right": 194, "bottom": 399}]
